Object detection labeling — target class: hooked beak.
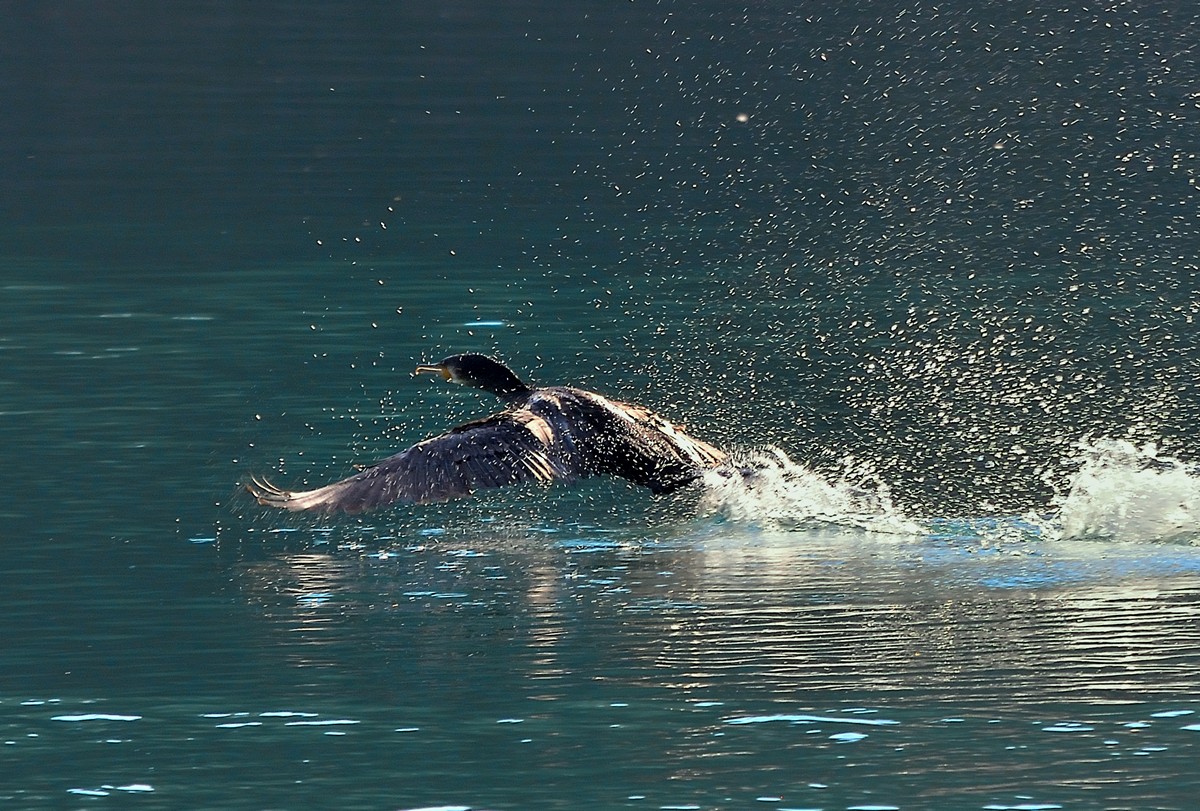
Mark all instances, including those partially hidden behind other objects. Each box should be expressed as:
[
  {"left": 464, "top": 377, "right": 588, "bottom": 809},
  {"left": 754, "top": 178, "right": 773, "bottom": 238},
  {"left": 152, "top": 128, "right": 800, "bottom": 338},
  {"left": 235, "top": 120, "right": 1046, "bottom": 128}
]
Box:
[{"left": 414, "top": 363, "right": 452, "bottom": 381}]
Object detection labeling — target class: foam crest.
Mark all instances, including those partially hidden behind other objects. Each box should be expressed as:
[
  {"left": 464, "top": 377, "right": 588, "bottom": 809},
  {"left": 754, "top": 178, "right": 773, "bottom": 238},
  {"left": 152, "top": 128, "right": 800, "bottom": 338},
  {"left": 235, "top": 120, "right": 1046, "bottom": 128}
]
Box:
[
  {"left": 700, "top": 448, "right": 920, "bottom": 534},
  {"left": 1047, "top": 439, "right": 1200, "bottom": 543}
]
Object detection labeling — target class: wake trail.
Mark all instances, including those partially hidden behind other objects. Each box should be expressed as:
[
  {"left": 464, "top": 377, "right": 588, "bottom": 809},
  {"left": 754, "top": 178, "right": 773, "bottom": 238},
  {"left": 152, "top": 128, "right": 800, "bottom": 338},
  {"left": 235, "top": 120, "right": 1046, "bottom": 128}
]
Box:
[
  {"left": 1041, "top": 439, "right": 1200, "bottom": 543},
  {"left": 700, "top": 448, "right": 921, "bottom": 535},
  {"left": 700, "top": 440, "right": 1200, "bottom": 544}
]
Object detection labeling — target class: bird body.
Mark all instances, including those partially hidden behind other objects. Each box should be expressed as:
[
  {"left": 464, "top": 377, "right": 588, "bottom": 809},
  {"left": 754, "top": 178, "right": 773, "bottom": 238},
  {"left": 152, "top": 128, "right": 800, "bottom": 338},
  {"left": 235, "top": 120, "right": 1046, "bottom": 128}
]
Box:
[{"left": 248, "top": 354, "right": 726, "bottom": 514}]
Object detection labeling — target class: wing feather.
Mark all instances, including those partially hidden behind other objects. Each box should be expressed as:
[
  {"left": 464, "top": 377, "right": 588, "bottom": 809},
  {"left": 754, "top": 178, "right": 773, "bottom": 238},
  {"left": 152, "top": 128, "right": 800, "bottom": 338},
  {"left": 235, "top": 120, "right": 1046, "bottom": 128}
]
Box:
[{"left": 247, "top": 411, "right": 570, "bottom": 514}]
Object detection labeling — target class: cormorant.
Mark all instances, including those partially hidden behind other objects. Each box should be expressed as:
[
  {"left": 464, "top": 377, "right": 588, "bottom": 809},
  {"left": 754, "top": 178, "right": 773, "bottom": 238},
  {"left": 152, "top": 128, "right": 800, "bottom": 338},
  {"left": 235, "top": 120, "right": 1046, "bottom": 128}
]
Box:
[{"left": 247, "top": 353, "right": 727, "bottom": 514}]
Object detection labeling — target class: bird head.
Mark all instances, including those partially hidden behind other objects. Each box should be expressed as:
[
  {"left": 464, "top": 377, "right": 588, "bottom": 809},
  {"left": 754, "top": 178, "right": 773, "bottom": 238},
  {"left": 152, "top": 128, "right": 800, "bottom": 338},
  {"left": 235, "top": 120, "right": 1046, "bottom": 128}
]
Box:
[{"left": 415, "top": 353, "right": 532, "bottom": 399}]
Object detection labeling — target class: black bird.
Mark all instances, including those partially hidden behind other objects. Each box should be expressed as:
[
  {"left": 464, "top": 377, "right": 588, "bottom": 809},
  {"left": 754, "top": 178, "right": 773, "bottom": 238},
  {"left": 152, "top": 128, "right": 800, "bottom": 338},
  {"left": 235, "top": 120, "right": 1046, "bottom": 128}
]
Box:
[{"left": 247, "top": 353, "right": 727, "bottom": 514}]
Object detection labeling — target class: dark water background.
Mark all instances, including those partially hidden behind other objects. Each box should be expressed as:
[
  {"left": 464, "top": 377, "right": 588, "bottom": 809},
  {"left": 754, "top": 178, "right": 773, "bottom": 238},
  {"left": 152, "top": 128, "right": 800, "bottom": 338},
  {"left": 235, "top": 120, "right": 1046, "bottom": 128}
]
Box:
[{"left": 4, "top": 2, "right": 1200, "bottom": 809}]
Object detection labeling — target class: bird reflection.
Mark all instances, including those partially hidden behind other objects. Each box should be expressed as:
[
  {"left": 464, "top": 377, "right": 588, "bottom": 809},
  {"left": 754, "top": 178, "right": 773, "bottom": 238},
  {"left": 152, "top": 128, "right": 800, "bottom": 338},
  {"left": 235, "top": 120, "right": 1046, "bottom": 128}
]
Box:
[
  {"left": 523, "top": 563, "right": 572, "bottom": 690},
  {"left": 234, "top": 552, "right": 369, "bottom": 670}
]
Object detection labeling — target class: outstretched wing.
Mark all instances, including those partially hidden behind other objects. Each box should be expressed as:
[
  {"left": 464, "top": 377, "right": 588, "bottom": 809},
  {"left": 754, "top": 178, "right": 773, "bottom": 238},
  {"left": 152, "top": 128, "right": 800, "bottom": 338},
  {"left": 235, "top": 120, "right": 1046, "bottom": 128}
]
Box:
[{"left": 247, "top": 411, "right": 571, "bottom": 514}]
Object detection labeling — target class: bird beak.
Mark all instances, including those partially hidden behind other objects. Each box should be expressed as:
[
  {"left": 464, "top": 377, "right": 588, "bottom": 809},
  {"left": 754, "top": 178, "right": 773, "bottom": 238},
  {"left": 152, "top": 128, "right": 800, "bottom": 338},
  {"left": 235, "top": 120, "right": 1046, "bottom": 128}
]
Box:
[{"left": 415, "top": 363, "right": 452, "bottom": 381}]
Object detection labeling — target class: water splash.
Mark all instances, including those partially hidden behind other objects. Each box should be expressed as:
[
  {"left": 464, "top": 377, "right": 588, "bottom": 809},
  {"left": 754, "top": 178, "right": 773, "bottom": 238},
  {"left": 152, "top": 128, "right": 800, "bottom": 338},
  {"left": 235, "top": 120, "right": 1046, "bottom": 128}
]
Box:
[
  {"left": 1041, "top": 439, "right": 1200, "bottom": 543},
  {"left": 699, "top": 448, "right": 920, "bottom": 535},
  {"left": 702, "top": 440, "right": 1200, "bottom": 545}
]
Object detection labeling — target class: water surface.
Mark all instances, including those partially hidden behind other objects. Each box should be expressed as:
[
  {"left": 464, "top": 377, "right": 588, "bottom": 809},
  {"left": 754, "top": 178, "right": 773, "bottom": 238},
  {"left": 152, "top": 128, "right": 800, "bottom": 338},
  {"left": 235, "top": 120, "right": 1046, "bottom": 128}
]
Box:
[{"left": 3, "top": 2, "right": 1200, "bottom": 809}]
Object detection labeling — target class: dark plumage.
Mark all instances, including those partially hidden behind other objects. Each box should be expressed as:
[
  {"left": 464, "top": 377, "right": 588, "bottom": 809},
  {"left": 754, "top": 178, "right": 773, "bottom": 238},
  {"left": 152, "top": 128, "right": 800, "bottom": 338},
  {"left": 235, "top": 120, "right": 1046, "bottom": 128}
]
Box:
[{"left": 247, "top": 353, "right": 727, "bottom": 514}]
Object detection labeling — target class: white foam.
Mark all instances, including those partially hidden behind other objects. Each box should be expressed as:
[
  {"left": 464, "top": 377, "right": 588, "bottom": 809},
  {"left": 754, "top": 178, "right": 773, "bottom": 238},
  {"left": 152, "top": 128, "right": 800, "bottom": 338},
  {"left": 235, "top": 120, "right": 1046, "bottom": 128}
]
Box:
[
  {"left": 724, "top": 713, "right": 899, "bottom": 727},
  {"left": 1043, "top": 440, "right": 1200, "bottom": 543},
  {"left": 699, "top": 439, "right": 1200, "bottom": 545},
  {"left": 51, "top": 714, "right": 141, "bottom": 723},
  {"left": 700, "top": 448, "right": 920, "bottom": 534}
]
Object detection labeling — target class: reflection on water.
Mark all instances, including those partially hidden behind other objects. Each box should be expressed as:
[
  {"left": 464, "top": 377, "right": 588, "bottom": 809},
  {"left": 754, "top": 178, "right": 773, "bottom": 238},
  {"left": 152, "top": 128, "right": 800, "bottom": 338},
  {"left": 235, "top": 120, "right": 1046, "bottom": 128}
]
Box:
[{"left": 177, "top": 520, "right": 1200, "bottom": 809}]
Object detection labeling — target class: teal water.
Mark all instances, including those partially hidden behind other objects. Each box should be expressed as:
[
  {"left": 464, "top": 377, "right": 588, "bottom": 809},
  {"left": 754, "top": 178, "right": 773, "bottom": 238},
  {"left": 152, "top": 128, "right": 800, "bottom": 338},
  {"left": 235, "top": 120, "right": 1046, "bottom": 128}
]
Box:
[{"left": 4, "top": 2, "right": 1200, "bottom": 809}]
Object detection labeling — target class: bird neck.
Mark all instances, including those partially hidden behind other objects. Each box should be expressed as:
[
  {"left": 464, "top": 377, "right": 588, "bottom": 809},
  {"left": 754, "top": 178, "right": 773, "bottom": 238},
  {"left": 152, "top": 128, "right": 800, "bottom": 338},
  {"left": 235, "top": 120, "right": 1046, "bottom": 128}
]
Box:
[{"left": 459, "top": 356, "right": 532, "bottom": 400}]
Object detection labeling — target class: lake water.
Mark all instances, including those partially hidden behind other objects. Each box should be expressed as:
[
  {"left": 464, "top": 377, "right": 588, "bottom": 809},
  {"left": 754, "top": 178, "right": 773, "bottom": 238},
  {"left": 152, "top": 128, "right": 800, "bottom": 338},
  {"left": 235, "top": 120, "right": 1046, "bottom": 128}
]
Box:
[{"left": 3, "top": 2, "right": 1200, "bottom": 809}]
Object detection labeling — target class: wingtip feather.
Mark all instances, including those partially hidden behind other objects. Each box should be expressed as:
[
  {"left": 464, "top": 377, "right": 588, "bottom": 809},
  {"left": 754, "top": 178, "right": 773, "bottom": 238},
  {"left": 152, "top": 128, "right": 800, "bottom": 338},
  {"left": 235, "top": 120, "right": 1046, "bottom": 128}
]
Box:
[{"left": 246, "top": 475, "right": 308, "bottom": 510}]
